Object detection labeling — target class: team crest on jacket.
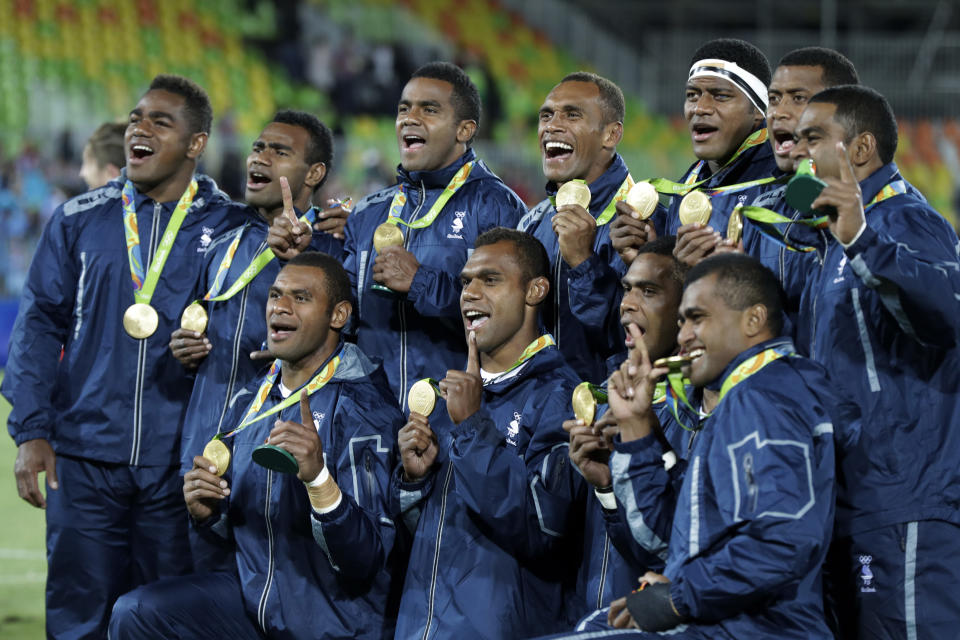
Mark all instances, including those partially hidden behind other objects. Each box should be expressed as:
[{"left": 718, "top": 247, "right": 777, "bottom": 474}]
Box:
[
  {"left": 312, "top": 411, "right": 325, "bottom": 430},
  {"left": 858, "top": 554, "right": 876, "bottom": 593},
  {"left": 833, "top": 255, "right": 848, "bottom": 283},
  {"left": 448, "top": 211, "right": 466, "bottom": 239},
  {"left": 199, "top": 226, "right": 215, "bottom": 252},
  {"left": 506, "top": 412, "right": 521, "bottom": 446}
]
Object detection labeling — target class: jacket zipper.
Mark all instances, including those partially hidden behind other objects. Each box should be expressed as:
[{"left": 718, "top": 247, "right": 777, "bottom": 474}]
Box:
[
  {"left": 257, "top": 469, "right": 276, "bottom": 632},
  {"left": 422, "top": 463, "right": 454, "bottom": 640},
  {"left": 215, "top": 233, "right": 262, "bottom": 432},
  {"left": 130, "top": 201, "right": 162, "bottom": 465},
  {"left": 596, "top": 532, "right": 610, "bottom": 609}
]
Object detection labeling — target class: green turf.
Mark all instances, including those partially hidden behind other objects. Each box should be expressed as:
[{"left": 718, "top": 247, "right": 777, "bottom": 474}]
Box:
[{"left": 0, "top": 373, "right": 47, "bottom": 638}]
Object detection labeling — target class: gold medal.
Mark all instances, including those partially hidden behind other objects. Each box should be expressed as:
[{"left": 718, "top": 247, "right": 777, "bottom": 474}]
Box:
[
  {"left": 625, "top": 181, "right": 658, "bottom": 220},
  {"left": 180, "top": 302, "right": 208, "bottom": 334},
  {"left": 678, "top": 191, "right": 712, "bottom": 226},
  {"left": 572, "top": 381, "right": 598, "bottom": 424},
  {"left": 556, "top": 181, "right": 591, "bottom": 209},
  {"left": 202, "top": 438, "right": 231, "bottom": 476},
  {"left": 123, "top": 303, "right": 159, "bottom": 339},
  {"left": 373, "top": 222, "right": 405, "bottom": 252},
  {"left": 654, "top": 354, "right": 695, "bottom": 371},
  {"left": 726, "top": 207, "right": 743, "bottom": 244},
  {"left": 408, "top": 379, "right": 438, "bottom": 416}
]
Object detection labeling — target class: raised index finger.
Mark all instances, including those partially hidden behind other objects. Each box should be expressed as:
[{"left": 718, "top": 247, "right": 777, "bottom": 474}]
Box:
[
  {"left": 299, "top": 390, "right": 312, "bottom": 429},
  {"left": 465, "top": 330, "right": 480, "bottom": 377},
  {"left": 836, "top": 141, "right": 857, "bottom": 185},
  {"left": 280, "top": 177, "right": 299, "bottom": 230}
]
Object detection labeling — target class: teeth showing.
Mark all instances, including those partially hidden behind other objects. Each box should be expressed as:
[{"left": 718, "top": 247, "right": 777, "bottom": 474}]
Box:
[
  {"left": 689, "top": 348, "right": 705, "bottom": 358},
  {"left": 132, "top": 144, "right": 154, "bottom": 153},
  {"left": 545, "top": 141, "right": 573, "bottom": 152},
  {"left": 464, "top": 311, "right": 487, "bottom": 320}
]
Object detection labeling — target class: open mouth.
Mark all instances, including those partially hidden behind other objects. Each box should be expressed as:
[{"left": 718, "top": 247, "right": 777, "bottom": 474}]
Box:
[
  {"left": 247, "top": 171, "right": 272, "bottom": 189},
  {"left": 681, "top": 347, "right": 705, "bottom": 361},
  {"left": 464, "top": 310, "right": 490, "bottom": 331},
  {"left": 622, "top": 322, "right": 646, "bottom": 347},
  {"left": 690, "top": 123, "right": 718, "bottom": 143},
  {"left": 772, "top": 130, "right": 795, "bottom": 156},
  {"left": 402, "top": 134, "right": 426, "bottom": 151},
  {"left": 129, "top": 144, "right": 155, "bottom": 162},
  {"left": 269, "top": 318, "right": 297, "bottom": 341},
  {"left": 543, "top": 140, "right": 573, "bottom": 161}
]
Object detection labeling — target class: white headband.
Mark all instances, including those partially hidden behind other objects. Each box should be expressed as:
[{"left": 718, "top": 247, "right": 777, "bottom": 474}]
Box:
[{"left": 689, "top": 58, "right": 768, "bottom": 114}]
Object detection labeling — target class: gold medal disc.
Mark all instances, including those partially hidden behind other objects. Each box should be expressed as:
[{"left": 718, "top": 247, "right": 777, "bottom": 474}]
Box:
[
  {"left": 202, "top": 438, "right": 231, "bottom": 476},
  {"left": 626, "top": 181, "right": 659, "bottom": 220},
  {"left": 556, "top": 181, "right": 591, "bottom": 209},
  {"left": 408, "top": 379, "right": 438, "bottom": 416},
  {"left": 123, "top": 303, "right": 159, "bottom": 339},
  {"left": 180, "top": 302, "right": 208, "bottom": 334},
  {"left": 572, "top": 381, "right": 598, "bottom": 424},
  {"left": 726, "top": 207, "right": 744, "bottom": 244},
  {"left": 654, "top": 354, "right": 695, "bottom": 372},
  {"left": 373, "top": 223, "right": 405, "bottom": 252},
  {"left": 678, "top": 191, "right": 712, "bottom": 226}
]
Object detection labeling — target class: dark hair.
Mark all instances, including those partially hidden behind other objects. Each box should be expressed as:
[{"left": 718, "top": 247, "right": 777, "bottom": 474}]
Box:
[
  {"left": 635, "top": 235, "right": 687, "bottom": 289},
  {"left": 410, "top": 61, "right": 481, "bottom": 143},
  {"left": 148, "top": 74, "right": 213, "bottom": 135},
  {"left": 272, "top": 110, "right": 334, "bottom": 189},
  {"left": 809, "top": 85, "right": 898, "bottom": 164},
  {"left": 778, "top": 47, "right": 859, "bottom": 87},
  {"left": 87, "top": 122, "right": 126, "bottom": 169},
  {"left": 474, "top": 227, "right": 550, "bottom": 284},
  {"left": 684, "top": 254, "right": 784, "bottom": 336},
  {"left": 560, "top": 71, "right": 626, "bottom": 125},
  {"left": 286, "top": 251, "right": 352, "bottom": 308},
  {"left": 690, "top": 38, "right": 772, "bottom": 87}
]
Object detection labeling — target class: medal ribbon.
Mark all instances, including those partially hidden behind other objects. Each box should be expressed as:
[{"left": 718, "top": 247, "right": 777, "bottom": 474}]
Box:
[
  {"left": 665, "top": 345, "right": 794, "bottom": 431},
  {"left": 649, "top": 128, "right": 770, "bottom": 196},
  {"left": 121, "top": 179, "right": 198, "bottom": 304},
  {"left": 218, "top": 350, "right": 342, "bottom": 439},
  {"left": 385, "top": 161, "right": 476, "bottom": 230},
  {"left": 864, "top": 179, "right": 907, "bottom": 213},
  {"left": 502, "top": 334, "right": 556, "bottom": 374},
  {"left": 200, "top": 208, "right": 319, "bottom": 304}
]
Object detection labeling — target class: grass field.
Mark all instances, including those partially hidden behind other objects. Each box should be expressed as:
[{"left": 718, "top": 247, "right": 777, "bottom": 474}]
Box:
[{"left": 0, "top": 374, "right": 47, "bottom": 638}]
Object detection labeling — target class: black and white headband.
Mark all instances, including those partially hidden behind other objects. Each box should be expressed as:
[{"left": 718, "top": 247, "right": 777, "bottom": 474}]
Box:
[{"left": 689, "top": 58, "right": 768, "bottom": 114}]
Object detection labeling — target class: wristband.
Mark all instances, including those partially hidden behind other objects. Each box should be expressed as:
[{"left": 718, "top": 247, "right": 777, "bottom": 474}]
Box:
[
  {"left": 594, "top": 486, "right": 618, "bottom": 511},
  {"left": 305, "top": 466, "right": 342, "bottom": 513}
]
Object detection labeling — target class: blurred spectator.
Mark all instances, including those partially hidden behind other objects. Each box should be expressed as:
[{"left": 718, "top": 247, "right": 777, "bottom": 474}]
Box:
[{"left": 79, "top": 122, "right": 126, "bottom": 190}]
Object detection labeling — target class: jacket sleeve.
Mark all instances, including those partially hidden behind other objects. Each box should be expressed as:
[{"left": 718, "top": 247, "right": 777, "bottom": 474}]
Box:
[
  {"left": 567, "top": 242, "right": 627, "bottom": 361},
  {"left": 667, "top": 387, "right": 835, "bottom": 622},
  {"left": 2, "top": 210, "right": 76, "bottom": 444},
  {"left": 309, "top": 392, "right": 402, "bottom": 586},
  {"left": 407, "top": 185, "right": 526, "bottom": 319},
  {"left": 845, "top": 202, "right": 960, "bottom": 347},
  {"left": 389, "top": 461, "right": 439, "bottom": 535},
  {"left": 447, "top": 395, "right": 584, "bottom": 563},
  {"left": 608, "top": 433, "right": 681, "bottom": 570}
]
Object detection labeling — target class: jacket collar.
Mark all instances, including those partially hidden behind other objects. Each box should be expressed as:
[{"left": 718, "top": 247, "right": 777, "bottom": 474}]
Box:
[
  {"left": 117, "top": 169, "right": 225, "bottom": 214},
  {"left": 703, "top": 336, "right": 795, "bottom": 392},
  {"left": 396, "top": 148, "right": 477, "bottom": 190},
  {"left": 482, "top": 343, "right": 568, "bottom": 396},
  {"left": 859, "top": 162, "right": 902, "bottom": 204},
  {"left": 545, "top": 153, "right": 630, "bottom": 213}
]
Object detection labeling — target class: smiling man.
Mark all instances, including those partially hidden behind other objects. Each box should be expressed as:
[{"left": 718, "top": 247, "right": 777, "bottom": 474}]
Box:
[
  {"left": 110, "top": 251, "right": 403, "bottom": 639},
  {"left": 611, "top": 39, "right": 779, "bottom": 270},
  {"left": 3, "top": 74, "right": 248, "bottom": 638},
  {"left": 790, "top": 86, "right": 960, "bottom": 639},
  {"left": 539, "top": 254, "right": 843, "bottom": 639},
  {"left": 269, "top": 61, "right": 526, "bottom": 408},
  {"left": 563, "top": 236, "right": 686, "bottom": 619},
  {"left": 392, "top": 228, "right": 583, "bottom": 639},
  {"left": 170, "top": 110, "right": 342, "bottom": 572},
  {"left": 519, "top": 71, "right": 633, "bottom": 381}
]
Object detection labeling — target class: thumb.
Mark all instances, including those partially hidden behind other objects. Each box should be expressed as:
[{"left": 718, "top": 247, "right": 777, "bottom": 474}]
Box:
[
  {"left": 299, "top": 389, "right": 312, "bottom": 428},
  {"left": 465, "top": 330, "right": 480, "bottom": 377}
]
